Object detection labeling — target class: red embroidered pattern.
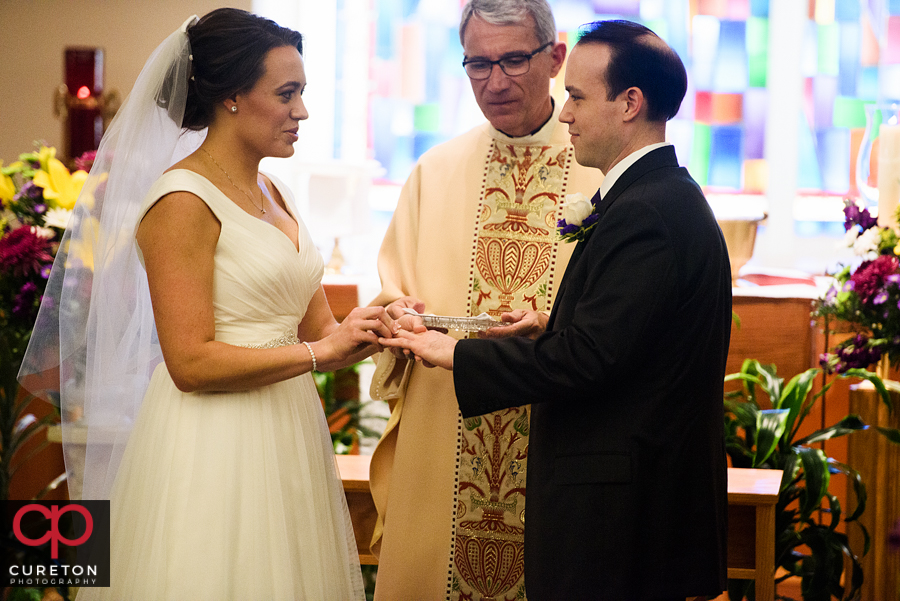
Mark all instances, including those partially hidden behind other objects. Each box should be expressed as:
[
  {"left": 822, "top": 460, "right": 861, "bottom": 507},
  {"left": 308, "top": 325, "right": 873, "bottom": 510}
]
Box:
[{"left": 449, "top": 140, "right": 571, "bottom": 601}]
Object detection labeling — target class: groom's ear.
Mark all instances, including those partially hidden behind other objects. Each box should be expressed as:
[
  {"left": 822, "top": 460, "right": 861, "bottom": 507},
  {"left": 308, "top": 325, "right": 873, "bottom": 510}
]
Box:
[{"left": 621, "top": 87, "right": 645, "bottom": 122}]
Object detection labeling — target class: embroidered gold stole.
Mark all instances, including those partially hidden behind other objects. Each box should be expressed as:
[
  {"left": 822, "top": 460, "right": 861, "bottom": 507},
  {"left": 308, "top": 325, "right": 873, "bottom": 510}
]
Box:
[{"left": 448, "top": 140, "right": 574, "bottom": 601}]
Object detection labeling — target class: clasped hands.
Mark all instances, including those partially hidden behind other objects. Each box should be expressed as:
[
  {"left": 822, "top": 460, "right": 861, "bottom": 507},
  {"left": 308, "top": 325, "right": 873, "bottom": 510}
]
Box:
[{"left": 376, "top": 296, "right": 548, "bottom": 371}]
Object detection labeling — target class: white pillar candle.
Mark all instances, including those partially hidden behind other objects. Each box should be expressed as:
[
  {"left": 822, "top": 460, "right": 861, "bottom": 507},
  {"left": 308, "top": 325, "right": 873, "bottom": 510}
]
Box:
[{"left": 877, "top": 123, "right": 900, "bottom": 228}]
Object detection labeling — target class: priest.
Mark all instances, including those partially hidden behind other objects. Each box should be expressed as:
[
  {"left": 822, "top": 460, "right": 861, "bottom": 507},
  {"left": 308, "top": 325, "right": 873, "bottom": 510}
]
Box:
[{"left": 367, "top": 0, "right": 602, "bottom": 599}]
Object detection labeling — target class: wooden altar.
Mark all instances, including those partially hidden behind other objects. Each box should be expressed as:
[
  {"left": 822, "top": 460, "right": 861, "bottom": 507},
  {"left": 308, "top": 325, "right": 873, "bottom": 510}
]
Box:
[
  {"left": 335, "top": 455, "right": 783, "bottom": 601},
  {"left": 848, "top": 381, "right": 900, "bottom": 601}
]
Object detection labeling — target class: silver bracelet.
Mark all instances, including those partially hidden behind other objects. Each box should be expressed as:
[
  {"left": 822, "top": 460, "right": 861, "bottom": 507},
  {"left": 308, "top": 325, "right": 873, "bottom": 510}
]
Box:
[{"left": 302, "top": 341, "right": 317, "bottom": 372}]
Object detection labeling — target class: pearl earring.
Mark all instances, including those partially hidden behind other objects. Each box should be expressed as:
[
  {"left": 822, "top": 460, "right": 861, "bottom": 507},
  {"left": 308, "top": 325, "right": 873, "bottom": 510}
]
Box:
[{"left": 230, "top": 105, "right": 238, "bottom": 113}]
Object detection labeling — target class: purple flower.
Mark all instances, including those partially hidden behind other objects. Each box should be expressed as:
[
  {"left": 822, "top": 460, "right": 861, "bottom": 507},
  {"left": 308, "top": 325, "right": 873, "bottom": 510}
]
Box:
[
  {"left": 890, "top": 518, "right": 900, "bottom": 552},
  {"left": 557, "top": 211, "right": 601, "bottom": 241},
  {"left": 581, "top": 213, "right": 600, "bottom": 228},
  {"left": 14, "top": 181, "right": 42, "bottom": 203},
  {"left": 33, "top": 203, "right": 46, "bottom": 214},
  {"left": 40, "top": 264, "right": 52, "bottom": 279},
  {"left": 557, "top": 220, "right": 579, "bottom": 236},
  {"left": 11, "top": 281, "right": 38, "bottom": 320},
  {"left": 874, "top": 291, "right": 889, "bottom": 305},
  {"left": 844, "top": 202, "right": 878, "bottom": 232},
  {"left": 823, "top": 334, "right": 884, "bottom": 374}
]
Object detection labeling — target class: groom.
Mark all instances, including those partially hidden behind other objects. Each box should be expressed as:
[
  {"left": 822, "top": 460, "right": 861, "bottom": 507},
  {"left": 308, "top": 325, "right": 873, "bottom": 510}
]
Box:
[{"left": 381, "top": 19, "right": 731, "bottom": 600}]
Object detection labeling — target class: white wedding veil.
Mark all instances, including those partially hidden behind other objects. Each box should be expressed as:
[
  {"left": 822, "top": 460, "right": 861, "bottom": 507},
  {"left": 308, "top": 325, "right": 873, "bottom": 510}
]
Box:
[{"left": 18, "top": 15, "right": 205, "bottom": 500}]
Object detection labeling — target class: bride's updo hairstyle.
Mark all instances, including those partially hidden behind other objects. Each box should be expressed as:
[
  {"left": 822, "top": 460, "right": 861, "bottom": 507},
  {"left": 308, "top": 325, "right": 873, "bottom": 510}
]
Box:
[{"left": 181, "top": 8, "right": 303, "bottom": 131}]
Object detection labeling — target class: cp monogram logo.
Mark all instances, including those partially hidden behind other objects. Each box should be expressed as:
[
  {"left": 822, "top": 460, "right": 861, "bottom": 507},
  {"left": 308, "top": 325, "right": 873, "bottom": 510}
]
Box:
[{"left": 12, "top": 503, "right": 94, "bottom": 559}]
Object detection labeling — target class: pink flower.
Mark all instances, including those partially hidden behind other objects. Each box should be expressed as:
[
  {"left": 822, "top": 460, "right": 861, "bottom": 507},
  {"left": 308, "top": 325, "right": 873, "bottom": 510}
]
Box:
[
  {"left": 74, "top": 150, "right": 97, "bottom": 172},
  {"left": 849, "top": 254, "right": 899, "bottom": 305},
  {"left": 0, "top": 225, "right": 53, "bottom": 277}
]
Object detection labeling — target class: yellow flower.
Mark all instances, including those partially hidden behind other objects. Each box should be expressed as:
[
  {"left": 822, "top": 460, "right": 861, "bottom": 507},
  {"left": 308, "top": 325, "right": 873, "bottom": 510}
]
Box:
[
  {"left": 37, "top": 146, "right": 56, "bottom": 172},
  {"left": 77, "top": 171, "right": 107, "bottom": 211},
  {"left": 32, "top": 157, "right": 88, "bottom": 210},
  {"left": 64, "top": 215, "right": 99, "bottom": 271},
  {"left": 0, "top": 161, "right": 15, "bottom": 202}
]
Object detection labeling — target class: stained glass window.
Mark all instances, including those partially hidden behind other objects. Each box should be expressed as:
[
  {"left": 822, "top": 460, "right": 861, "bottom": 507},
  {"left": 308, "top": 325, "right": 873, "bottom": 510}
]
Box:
[{"left": 362, "top": 0, "right": 900, "bottom": 206}]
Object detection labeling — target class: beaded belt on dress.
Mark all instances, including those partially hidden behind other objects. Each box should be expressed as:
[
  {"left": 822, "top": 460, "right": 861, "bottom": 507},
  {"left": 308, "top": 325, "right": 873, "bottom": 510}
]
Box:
[{"left": 241, "top": 329, "right": 301, "bottom": 349}]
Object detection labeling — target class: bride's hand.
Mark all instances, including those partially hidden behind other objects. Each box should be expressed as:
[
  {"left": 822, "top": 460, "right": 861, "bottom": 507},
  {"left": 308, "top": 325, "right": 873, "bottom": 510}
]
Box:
[
  {"left": 384, "top": 296, "right": 427, "bottom": 358},
  {"left": 315, "top": 306, "right": 394, "bottom": 371}
]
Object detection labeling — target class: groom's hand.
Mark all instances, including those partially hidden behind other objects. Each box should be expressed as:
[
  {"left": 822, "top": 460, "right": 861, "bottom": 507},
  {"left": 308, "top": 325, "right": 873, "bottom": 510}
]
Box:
[
  {"left": 379, "top": 329, "right": 456, "bottom": 370},
  {"left": 480, "top": 310, "right": 548, "bottom": 340}
]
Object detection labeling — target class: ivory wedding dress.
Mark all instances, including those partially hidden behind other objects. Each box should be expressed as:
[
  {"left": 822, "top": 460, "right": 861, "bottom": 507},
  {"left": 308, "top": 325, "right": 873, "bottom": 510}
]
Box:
[{"left": 78, "top": 169, "right": 364, "bottom": 600}]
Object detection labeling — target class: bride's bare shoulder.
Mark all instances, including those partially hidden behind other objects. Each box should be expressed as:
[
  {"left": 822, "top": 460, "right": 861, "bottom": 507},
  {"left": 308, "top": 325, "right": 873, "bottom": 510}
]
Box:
[{"left": 165, "top": 152, "right": 205, "bottom": 175}]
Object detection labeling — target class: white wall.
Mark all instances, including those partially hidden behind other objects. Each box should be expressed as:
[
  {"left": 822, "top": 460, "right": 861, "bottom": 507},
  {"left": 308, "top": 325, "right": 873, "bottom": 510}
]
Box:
[{"left": 0, "top": 0, "right": 252, "bottom": 163}]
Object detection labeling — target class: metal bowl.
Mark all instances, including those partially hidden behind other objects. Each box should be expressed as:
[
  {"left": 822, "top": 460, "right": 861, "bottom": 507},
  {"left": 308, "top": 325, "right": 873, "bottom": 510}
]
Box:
[{"left": 718, "top": 215, "right": 766, "bottom": 282}]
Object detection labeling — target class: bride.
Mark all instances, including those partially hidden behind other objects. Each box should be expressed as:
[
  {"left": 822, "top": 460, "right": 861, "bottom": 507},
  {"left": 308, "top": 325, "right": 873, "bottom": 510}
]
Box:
[{"left": 20, "top": 8, "right": 390, "bottom": 599}]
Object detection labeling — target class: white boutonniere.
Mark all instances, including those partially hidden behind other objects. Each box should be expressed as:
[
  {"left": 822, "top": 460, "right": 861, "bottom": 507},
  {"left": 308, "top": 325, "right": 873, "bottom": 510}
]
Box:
[{"left": 557, "top": 192, "right": 599, "bottom": 243}]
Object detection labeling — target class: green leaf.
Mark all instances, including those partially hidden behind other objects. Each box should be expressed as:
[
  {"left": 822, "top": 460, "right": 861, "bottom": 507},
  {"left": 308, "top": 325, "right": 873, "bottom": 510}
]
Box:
[
  {"left": 822, "top": 493, "right": 841, "bottom": 530},
  {"left": 794, "top": 414, "right": 869, "bottom": 446},
  {"left": 725, "top": 398, "right": 759, "bottom": 428},
  {"left": 778, "top": 368, "right": 820, "bottom": 445},
  {"left": 737, "top": 359, "right": 761, "bottom": 404},
  {"left": 875, "top": 425, "right": 900, "bottom": 444},
  {"left": 34, "top": 471, "right": 67, "bottom": 500},
  {"left": 779, "top": 368, "right": 818, "bottom": 412},
  {"left": 840, "top": 535, "right": 865, "bottom": 600},
  {"left": 724, "top": 372, "right": 762, "bottom": 390},
  {"left": 753, "top": 409, "right": 789, "bottom": 467},
  {"left": 5, "top": 588, "right": 42, "bottom": 601},
  {"left": 753, "top": 361, "right": 784, "bottom": 405},
  {"left": 798, "top": 525, "right": 846, "bottom": 601},
  {"left": 841, "top": 367, "right": 893, "bottom": 412},
  {"left": 828, "top": 458, "right": 867, "bottom": 522},
  {"left": 797, "top": 447, "right": 830, "bottom": 522},
  {"left": 779, "top": 444, "right": 800, "bottom": 493},
  {"left": 790, "top": 385, "right": 831, "bottom": 447}
]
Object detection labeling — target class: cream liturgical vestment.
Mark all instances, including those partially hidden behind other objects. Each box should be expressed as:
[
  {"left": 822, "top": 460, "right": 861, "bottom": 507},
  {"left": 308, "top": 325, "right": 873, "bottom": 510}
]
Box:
[{"left": 369, "top": 104, "right": 603, "bottom": 601}]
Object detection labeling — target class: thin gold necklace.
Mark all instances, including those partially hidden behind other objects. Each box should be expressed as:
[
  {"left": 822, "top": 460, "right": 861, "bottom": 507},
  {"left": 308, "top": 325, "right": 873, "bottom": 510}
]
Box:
[{"left": 201, "top": 147, "right": 266, "bottom": 214}]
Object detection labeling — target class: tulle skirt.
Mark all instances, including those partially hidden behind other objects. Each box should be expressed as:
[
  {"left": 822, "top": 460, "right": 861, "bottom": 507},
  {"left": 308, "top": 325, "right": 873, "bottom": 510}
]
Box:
[{"left": 77, "top": 364, "right": 364, "bottom": 600}]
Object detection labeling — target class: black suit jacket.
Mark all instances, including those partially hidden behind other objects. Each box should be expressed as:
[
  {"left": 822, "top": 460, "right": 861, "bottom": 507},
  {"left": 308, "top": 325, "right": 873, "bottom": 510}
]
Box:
[{"left": 454, "top": 146, "right": 731, "bottom": 600}]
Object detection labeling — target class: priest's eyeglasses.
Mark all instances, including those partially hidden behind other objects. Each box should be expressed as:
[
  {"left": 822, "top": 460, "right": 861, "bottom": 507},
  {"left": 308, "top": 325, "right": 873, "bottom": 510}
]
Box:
[{"left": 462, "top": 42, "right": 553, "bottom": 80}]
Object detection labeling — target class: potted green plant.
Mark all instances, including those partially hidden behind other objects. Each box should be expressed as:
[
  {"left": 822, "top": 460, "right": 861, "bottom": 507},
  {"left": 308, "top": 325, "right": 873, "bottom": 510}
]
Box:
[
  {"left": 724, "top": 359, "right": 900, "bottom": 601},
  {"left": 313, "top": 360, "right": 386, "bottom": 456}
]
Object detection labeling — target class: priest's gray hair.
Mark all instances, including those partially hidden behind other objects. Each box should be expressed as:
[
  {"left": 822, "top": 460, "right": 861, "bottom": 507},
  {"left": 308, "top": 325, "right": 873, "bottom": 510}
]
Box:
[{"left": 459, "top": 0, "right": 557, "bottom": 47}]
